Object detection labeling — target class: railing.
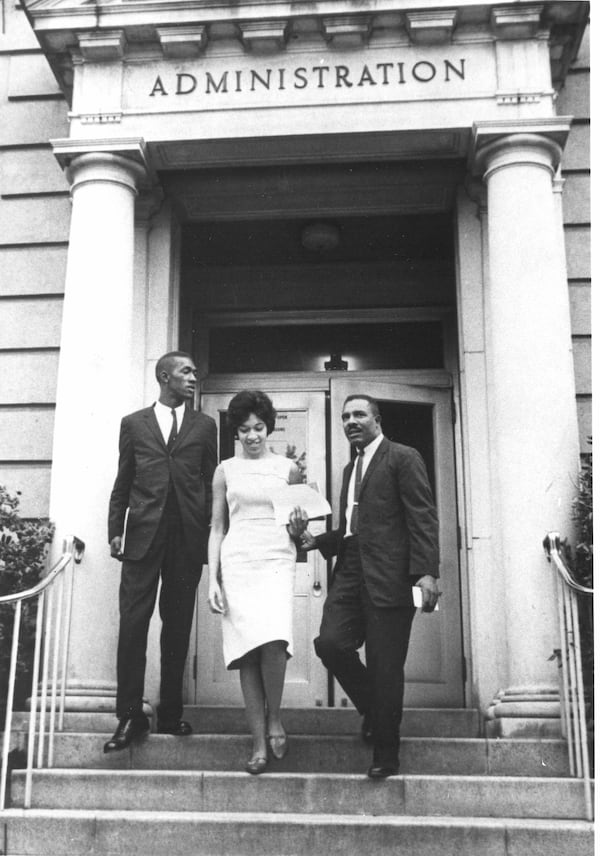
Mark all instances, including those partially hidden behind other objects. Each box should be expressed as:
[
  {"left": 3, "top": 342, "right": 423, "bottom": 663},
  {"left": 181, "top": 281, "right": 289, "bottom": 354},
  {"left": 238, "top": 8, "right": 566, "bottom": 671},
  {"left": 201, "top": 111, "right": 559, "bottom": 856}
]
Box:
[
  {"left": 543, "top": 531, "right": 593, "bottom": 821},
  {"left": 0, "top": 535, "right": 85, "bottom": 811}
]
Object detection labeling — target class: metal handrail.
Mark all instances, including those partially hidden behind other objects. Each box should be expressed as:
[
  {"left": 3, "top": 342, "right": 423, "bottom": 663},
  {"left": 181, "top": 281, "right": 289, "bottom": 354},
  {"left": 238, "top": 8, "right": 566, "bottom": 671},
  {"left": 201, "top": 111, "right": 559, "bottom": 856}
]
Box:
[
  {"left": 543, "top": 531, "right": 593, "bottom": 821},
  {"left": 544, "top": 532, "right": 594, "bottom": 596},
  {"left": 0, "top": 535, "right": 84, "bottom": 811}
]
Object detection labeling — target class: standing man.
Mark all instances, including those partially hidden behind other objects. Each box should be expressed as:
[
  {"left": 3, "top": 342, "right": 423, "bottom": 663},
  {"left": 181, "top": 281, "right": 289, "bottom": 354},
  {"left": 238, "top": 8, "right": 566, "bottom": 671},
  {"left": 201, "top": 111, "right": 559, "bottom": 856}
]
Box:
[
  {"left": 105, "top": 351, "right": 217, "bottom": 752},
  {"left": 302, "top": 394, "right": 440, "bottom": 778}
]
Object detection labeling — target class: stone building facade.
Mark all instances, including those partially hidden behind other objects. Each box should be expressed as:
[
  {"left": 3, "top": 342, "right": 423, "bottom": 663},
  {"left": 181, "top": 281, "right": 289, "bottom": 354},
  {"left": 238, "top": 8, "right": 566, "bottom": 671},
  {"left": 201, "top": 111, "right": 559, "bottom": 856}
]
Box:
[{"left": 0, "top": 1, "right": 591, "bottom": 733}]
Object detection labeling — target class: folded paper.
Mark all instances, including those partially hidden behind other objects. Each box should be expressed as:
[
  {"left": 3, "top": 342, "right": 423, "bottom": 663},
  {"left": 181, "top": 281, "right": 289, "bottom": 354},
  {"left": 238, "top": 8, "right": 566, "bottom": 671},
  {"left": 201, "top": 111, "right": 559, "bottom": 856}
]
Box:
[{"left": 271, "top": 483, "right": 332, "bottom": 526}]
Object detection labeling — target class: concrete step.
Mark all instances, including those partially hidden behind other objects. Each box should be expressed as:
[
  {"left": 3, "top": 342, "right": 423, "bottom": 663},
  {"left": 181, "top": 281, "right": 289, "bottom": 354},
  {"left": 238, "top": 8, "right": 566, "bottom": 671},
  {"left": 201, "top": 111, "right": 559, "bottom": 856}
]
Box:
[
  {"left": 28, "top": 733, "right": 570, "bottom": 777},
  {"left": 183, "top": 706, "right": 482, "bottom": 737},
  {"left": 0, "top": 808, "right": 593, "bottom": 856},
  {"left": 10, "top": 706, "right": 482, "bottom": 737},
  {"left": 9, "top": 769, "right": 592, "bottom": 819}
]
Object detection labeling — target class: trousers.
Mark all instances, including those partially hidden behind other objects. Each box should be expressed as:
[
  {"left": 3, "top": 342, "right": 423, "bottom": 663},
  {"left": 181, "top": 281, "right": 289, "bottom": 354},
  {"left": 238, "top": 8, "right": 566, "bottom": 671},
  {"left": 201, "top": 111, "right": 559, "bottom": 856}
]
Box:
[
  {"left": 314, "top": 537, "right": 415, "bottom": 765},
  {"left": 116, "top": 490, "right": 202, "bottom": 721}
]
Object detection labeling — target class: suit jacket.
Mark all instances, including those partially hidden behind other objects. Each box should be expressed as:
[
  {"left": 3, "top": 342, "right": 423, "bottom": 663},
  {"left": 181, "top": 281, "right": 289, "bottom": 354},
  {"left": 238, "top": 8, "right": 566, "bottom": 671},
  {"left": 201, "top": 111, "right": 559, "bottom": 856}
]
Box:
[
  {"left": 316, "top": 437, "right": 439, "bottom": 607},
  {"left": 108, "top": 404, "right": 217, "bottom": 563}
]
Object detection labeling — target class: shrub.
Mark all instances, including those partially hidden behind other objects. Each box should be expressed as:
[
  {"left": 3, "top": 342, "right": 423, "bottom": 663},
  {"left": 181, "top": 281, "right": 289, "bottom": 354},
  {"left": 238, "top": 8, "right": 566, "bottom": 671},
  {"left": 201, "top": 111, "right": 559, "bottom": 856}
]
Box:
[
  {"left": 571, "top": 440, "right": 593, "bottom": 731},
  {"left": 572, "top": 441, "right": 593, "bottom": 588},
  {"left": 0, "top": 487, "right": 54, "bottom": 715}
]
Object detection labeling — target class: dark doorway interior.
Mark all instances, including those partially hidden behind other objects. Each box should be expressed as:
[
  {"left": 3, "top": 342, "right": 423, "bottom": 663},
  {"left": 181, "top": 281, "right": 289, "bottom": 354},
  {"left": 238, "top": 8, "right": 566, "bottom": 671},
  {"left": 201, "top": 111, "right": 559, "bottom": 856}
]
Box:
[
  {"left": 378, "top": 401, "right": 436, "bottom": 494},
  {"left": 208, "top": 322, "right": 445, "bottom": 374}
]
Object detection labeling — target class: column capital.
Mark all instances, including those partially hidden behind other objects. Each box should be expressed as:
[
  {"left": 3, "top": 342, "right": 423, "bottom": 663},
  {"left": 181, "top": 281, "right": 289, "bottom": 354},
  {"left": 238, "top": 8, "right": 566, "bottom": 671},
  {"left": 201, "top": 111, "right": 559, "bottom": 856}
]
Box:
[
  {"left": 469, "top": 118, "right": 571, "bottom": 179},
  {"left": 66, "top": 152, "right": 151, "bottom": 199},
  {"left": 51, "top": 137, "right": 153, "bottom": 188}
]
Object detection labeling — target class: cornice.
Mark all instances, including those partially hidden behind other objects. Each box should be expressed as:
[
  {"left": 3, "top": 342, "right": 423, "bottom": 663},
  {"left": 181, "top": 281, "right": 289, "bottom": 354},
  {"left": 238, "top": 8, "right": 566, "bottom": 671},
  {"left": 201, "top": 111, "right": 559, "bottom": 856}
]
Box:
[{"left": 22, "top": 0, "right": 588, "bottom": 103}]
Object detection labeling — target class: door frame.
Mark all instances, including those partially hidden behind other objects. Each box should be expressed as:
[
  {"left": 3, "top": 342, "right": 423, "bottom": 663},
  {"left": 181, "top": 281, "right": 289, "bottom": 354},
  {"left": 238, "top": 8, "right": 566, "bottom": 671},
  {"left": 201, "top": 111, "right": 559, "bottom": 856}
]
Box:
[
  {"left": 329, "top": 375, "right": 464, "bottom": 706},
  {"left": 193, "top": 367, "right": 471, "bottom": 708},
  {"left": 200, "top": 369, "right": 453, "bottom": 395}
]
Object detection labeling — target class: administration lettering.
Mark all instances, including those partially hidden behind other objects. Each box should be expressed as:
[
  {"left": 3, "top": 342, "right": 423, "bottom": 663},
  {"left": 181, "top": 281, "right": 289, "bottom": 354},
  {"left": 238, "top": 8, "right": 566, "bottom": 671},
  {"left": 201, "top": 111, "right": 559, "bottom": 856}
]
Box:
[{"left": 148, "top": 58, "right": 466, "bottom": 98}]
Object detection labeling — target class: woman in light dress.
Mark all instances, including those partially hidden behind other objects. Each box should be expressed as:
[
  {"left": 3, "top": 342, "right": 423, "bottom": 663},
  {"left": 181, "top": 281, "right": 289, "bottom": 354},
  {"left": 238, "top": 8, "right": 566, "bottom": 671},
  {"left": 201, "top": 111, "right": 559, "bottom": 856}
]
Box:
[{"left": 207, "top": 390, "right": 307, "bottom": 774}]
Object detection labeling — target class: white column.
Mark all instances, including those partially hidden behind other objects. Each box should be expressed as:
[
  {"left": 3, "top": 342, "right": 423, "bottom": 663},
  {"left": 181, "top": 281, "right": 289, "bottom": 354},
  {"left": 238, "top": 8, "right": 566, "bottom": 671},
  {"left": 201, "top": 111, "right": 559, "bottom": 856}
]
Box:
[
  {"left": 49, "top": 151, "right": 147, "bottom": 711},
  {"left": 473, "top": 131, "right": 580, "bottom": 735}
]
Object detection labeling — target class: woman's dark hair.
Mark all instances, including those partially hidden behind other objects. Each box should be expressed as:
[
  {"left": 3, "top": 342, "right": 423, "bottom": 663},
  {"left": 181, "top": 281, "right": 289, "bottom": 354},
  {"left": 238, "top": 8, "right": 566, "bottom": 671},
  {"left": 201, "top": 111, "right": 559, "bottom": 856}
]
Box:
[{"left": 227, "top": 390, "right": 277, "bottom": 435}]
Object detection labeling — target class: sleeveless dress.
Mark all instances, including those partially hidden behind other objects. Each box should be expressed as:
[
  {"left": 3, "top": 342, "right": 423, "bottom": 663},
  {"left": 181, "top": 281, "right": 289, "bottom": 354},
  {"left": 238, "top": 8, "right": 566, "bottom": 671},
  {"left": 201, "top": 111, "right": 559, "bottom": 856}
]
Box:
[{"left": 220, "top": 454, "right": 296, "bottom": 670}]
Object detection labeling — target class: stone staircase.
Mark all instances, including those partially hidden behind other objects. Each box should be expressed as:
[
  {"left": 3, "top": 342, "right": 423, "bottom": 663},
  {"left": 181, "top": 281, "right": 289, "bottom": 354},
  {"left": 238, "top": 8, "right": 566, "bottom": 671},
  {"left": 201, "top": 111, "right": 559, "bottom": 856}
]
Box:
[{"left": 2, "top": 707, "right": 593, "bottom": 855}]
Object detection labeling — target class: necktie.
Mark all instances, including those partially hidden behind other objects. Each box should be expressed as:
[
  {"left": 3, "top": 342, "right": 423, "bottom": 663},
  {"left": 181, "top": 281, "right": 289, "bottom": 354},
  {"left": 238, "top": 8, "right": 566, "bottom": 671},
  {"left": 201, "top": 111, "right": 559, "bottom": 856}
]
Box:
[
  {"left": 349, "top": 449, "right": 364, "bottom": 534},
  {"left": 167, "top": 408, "right": 178, "bottom": 450}
]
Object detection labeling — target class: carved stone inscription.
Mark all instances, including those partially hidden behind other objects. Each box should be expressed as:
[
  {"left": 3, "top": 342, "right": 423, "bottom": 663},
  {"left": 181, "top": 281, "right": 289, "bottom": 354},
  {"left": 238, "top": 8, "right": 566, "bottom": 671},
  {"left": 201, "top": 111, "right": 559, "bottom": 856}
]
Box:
[
  {"left": 149, "top": 58, "right": 465, "bottom": 97},
  {"left": 123, "top": 45, "right": 496, "bottom": 113}
]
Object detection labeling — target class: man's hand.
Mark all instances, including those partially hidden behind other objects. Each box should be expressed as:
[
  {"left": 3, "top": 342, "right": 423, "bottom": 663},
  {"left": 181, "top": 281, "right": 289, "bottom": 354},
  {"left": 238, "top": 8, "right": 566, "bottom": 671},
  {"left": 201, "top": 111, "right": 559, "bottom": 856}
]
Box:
[
  {"left": 110, "top": 536, "right": 124, "bottom": 561},
  {"left": 415, "top": 574, "right": 441, "bottom": 613},
  {"left": 300, "top": 530, "right": 317, "bottom": 551}
]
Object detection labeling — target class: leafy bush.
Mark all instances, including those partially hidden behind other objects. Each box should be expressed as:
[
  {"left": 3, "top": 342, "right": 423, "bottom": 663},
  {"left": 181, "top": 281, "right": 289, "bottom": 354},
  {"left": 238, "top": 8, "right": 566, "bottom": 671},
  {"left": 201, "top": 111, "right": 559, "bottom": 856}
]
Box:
[
  {"left": 572, "top": 442, "right": 593, "bottom": 588},
  {"left": 571, "top": 440, "right": 593, "bottom": 731},
  {"left": 0, "top": 486, "right": 54, "bottom": 715}
]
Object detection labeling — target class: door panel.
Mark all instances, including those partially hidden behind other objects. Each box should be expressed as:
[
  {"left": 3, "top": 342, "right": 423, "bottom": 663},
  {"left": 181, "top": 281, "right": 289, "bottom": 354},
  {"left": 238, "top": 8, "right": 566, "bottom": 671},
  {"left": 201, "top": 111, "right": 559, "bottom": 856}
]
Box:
[
  {"left": 194, "top": 391, "right": 328, "bottom": 706},
  {"left": 193, "top": 376, "right": 463, "bottom": 709},
  {"left": 330, "top": 378, "right": 463, "bottom": 707}
]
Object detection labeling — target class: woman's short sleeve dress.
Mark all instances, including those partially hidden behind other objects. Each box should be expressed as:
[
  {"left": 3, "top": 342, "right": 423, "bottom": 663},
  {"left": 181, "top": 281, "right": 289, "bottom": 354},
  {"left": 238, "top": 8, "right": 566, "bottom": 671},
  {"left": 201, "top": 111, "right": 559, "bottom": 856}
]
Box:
[{"left": 220, "top": 454, "right": 296, "bottom": 669}]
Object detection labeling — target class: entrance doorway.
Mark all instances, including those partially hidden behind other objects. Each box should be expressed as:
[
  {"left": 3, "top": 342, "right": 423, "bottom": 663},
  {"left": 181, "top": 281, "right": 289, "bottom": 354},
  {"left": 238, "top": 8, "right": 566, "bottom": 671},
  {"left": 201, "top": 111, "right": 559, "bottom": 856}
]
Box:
[
  {"left": 192, "top": 371, "right": 463, "bottom": 708},
  {"left": 176, "top": 172, "right": 464, "bottom": 708}
]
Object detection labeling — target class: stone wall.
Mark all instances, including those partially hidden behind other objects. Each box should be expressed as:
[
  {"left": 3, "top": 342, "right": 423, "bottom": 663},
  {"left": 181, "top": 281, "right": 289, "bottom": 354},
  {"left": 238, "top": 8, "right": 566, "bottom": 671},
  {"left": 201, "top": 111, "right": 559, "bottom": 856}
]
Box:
[
  {"left": 557, "top": 24, "right": 591, "bottom": 451},
  {"left": 0, "top": 8, "right": 592, "bottom": 524},
  {"left": 0, "top": 2, "right": 70, "bottom": 517}
]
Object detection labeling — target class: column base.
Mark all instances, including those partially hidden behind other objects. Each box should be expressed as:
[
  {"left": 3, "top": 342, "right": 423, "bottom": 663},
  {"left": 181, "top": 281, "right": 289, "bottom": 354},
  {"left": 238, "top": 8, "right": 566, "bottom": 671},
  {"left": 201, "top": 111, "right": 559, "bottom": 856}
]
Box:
[
  {"left": 485, "top": 685, "right": 562, "bottom": 737},
  {"left": 27, "top": 680, "right": 153, "bottom": 717}
]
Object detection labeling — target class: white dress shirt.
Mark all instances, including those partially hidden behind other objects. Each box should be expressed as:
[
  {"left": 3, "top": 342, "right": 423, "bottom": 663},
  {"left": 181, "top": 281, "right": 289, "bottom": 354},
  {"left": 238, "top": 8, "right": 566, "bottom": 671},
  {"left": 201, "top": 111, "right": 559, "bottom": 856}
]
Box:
[
  {"left": 344, "top": 432, "right": 384, "bottom": 537},
  {"left": 154, "top": 400, "right": 185, "bottom": 445}
]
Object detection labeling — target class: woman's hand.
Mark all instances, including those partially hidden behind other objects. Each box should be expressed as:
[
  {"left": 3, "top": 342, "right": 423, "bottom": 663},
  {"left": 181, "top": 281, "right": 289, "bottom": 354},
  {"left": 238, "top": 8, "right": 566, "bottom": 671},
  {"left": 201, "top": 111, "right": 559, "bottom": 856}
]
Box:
[
  {"left": 287, "top": 505, "right": 308, "bottom": 539},
  {"left": 207, "top": 579, "right": 226, "bottom": 614}
]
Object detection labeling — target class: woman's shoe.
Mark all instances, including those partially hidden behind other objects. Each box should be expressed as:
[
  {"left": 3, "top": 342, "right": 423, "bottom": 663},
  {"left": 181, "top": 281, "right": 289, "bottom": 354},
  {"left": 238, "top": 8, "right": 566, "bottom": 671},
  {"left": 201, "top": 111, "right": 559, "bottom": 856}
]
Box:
[
  {"left": 267, "top": 732, "right": 288, "bottom": 760},
  {"left": 245, "top": 755, "right": 268, "bottom": 775}
]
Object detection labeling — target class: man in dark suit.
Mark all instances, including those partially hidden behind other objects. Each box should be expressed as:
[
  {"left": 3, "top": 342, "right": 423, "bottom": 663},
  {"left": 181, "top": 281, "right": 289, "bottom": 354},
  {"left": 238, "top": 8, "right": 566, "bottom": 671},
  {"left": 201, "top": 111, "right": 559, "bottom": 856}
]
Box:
[
  {"left": 302, "top": 394, "right": 440, "bottom": 778},
  {"left": 105, "top": 351, "right": 217, "bottom": 752}
]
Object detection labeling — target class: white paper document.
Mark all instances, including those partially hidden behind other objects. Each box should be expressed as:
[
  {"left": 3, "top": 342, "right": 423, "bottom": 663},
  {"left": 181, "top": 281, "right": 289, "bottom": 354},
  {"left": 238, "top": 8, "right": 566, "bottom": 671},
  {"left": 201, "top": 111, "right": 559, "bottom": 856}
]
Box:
[{"left": 272, "top": 483, "right": 332, "bottom": 526}]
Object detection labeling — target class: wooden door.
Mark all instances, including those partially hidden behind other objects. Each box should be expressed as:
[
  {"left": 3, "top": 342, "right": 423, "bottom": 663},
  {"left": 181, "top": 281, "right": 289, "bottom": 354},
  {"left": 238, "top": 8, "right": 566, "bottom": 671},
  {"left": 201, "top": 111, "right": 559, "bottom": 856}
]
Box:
[
  {"left": 329, "top": 377, "right": 464, "bottom": 706},
  {"left": 193, "top": 390, "right": 329, "bottom": 706}
]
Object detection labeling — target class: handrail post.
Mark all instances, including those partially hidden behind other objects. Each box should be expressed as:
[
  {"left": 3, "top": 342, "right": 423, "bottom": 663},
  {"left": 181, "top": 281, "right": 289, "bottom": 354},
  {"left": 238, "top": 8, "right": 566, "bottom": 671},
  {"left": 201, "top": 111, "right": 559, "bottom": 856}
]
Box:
[
  {"left": 0, "top": 536, "right": 84, "bottom": 813},
  {"left": 48, "top": 572, "right": 65, "bottom": 768},
  {"left": 58, "top": 538, "right": 76, "bottom": 731},
  {"left": 544, "top": 532, "right": 594, "bottom": 822},
  {"left": 556, "top": 581, "right": 575, "bottom": 773},
  {"left": 36, "top": 587, "right": 52, "bottom": 769},
  {"left": 569, "top": 587, "right": 593, "bottom": 819},
  {"left": 1, "top": 601, "right": 22, "bottom": 810},
  {"left": 24, "top": 591, "right": 45, "bottom": 810}
]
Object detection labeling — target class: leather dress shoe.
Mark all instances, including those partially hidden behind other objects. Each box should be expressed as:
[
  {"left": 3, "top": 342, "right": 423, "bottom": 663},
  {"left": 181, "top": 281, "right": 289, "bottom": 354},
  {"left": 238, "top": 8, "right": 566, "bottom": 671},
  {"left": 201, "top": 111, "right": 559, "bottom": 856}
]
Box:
[
  {"left": 156, "top": 719, "right": 193, "bottom": 736},
  {"left": 103, "top": 715, "right": 149, "bottom": 753},
  {"left": 367, "top": 764, "right": 399, "bottom": 779},
  {"left": 361, "top": 714, "right": 374, "bottom": 744}
]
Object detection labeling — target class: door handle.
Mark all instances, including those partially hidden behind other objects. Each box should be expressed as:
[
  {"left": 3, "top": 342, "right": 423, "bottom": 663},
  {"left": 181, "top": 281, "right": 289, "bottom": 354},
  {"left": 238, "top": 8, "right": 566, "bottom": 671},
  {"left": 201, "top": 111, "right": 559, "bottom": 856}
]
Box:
[{"left": 312, "top": 556, "right": 323, "bottom": 597}]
